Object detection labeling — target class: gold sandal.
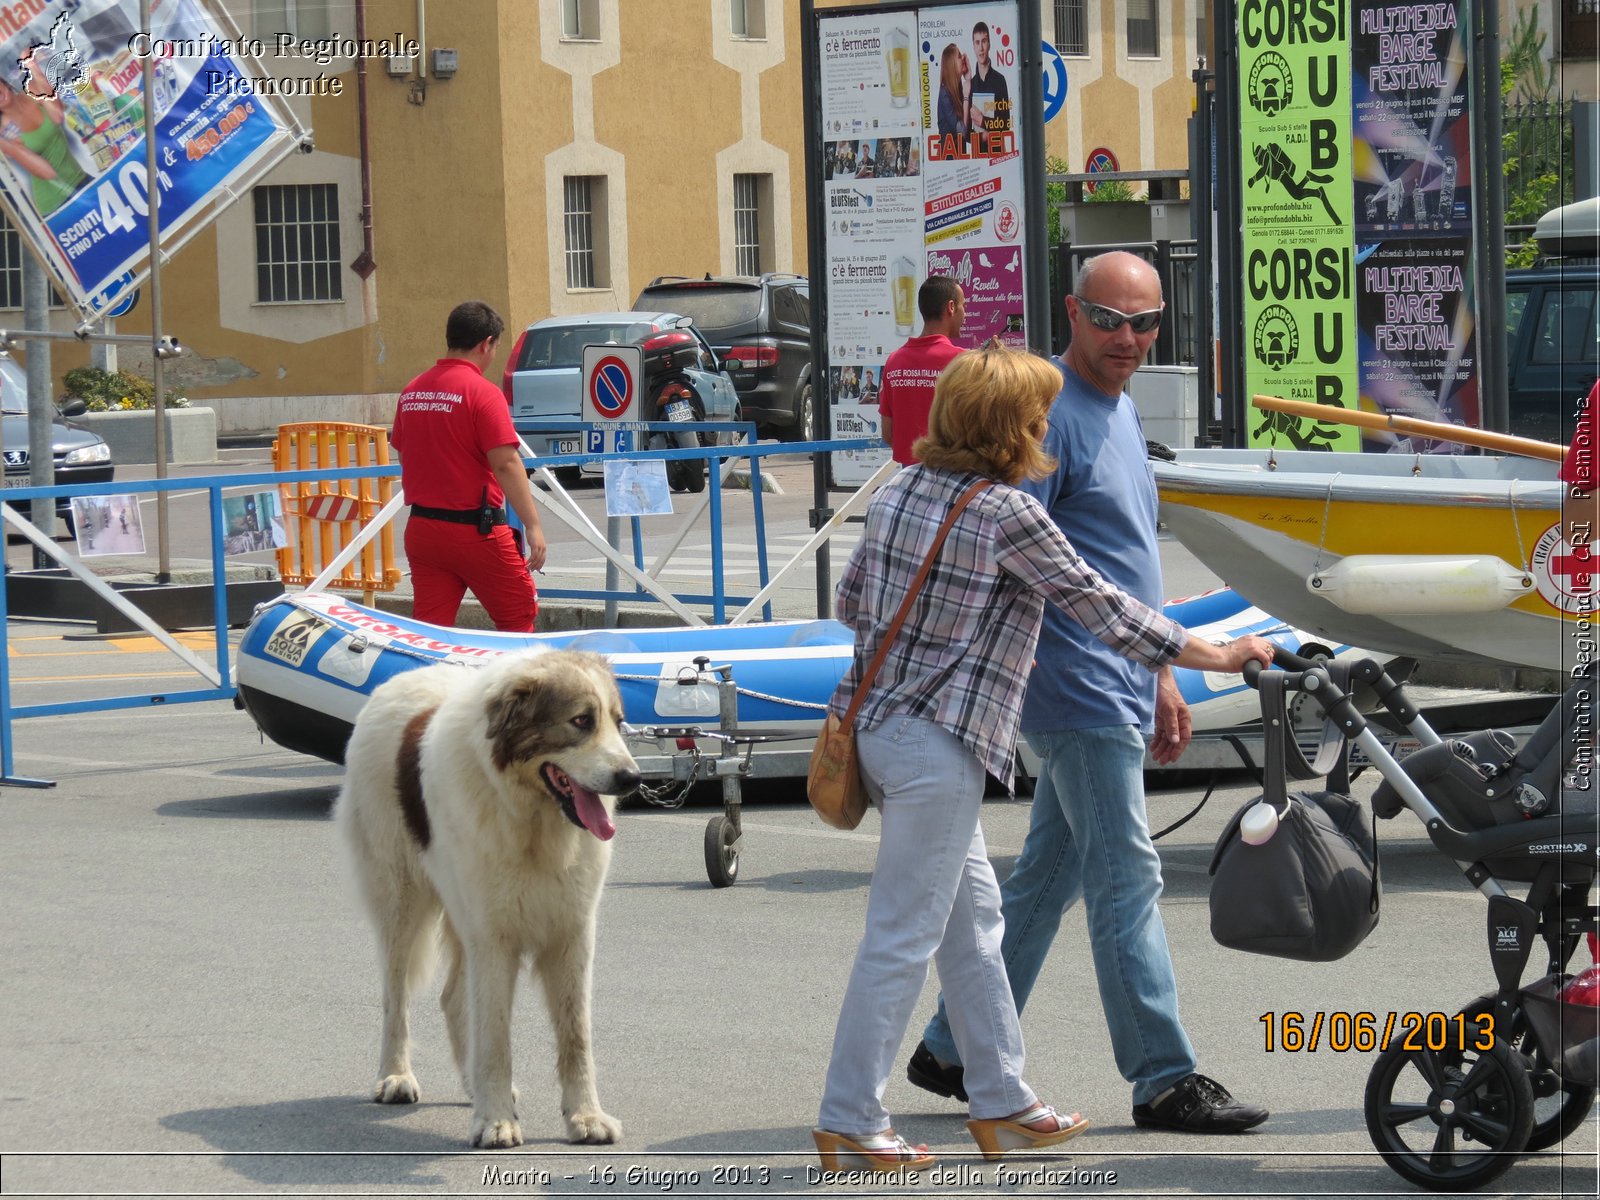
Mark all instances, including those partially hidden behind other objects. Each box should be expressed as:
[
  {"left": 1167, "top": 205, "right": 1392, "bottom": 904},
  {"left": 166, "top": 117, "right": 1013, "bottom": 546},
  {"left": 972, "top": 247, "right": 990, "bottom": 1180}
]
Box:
[
  {"left": 966, "top": 1104, "right": 1089, "bottom": 1160},
  {"left": 812, "top": 1127, "right": 936, "bottom": 1173}
]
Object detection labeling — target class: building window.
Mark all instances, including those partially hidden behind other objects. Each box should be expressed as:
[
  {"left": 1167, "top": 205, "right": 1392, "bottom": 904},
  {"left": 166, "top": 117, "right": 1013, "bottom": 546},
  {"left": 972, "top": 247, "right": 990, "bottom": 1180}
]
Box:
[
  {"left": 1053, "top": 0, "right": 1087, "bottom": 55},
  {"left": 563, "top": 175, "right": 609, "bottom": 290},
  {"left": 1565, "top": 0, "right": 1599, "bottom": 58},
  {"left": 0, "top": 211, "right": 64, "bottom": 309},
  {"left": 0, "top": 213, "right": 23, "bottom": 310},
  {"left": 733, "top": 174, "right": 771, "bottom": 276},
  {"left": 732, "top": 0, "right": 767, "bottom": 39},
  {"left": 562, "top": 0, "right": 600, "bottom": 40},
  {"left": 253, "top": 0, "right": 332, "bottom": 41},
  {"left": 1127, "top": 0, "right": 1159, "bottom": 58},
  {"left": 254, "top": 184, "right": 343, "bottom": 303}
]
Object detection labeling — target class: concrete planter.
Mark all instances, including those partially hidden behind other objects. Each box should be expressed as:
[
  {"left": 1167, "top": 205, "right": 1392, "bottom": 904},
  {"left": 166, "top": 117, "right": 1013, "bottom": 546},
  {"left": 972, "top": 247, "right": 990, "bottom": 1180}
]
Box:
[{"left": 73, "top": 407, "right": 217, "bottom": 465}]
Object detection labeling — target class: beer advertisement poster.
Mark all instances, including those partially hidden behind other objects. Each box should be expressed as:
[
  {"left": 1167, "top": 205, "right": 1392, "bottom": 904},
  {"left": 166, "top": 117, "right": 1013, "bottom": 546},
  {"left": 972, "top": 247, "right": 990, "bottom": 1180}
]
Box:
[{"left": 819, "top": 8, "right": 924, "bottom": 486}]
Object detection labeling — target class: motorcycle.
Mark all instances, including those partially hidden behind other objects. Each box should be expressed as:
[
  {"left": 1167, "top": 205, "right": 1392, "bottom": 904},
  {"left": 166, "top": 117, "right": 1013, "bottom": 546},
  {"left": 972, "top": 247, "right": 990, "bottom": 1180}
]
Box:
[{"left": 648, "top": 375, "right": 710, "bottom": 494}]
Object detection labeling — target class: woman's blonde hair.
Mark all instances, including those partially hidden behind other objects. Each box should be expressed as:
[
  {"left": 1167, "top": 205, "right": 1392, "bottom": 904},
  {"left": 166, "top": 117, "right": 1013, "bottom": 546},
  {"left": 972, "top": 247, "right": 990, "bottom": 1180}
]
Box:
[
  {"left": 915, "top": 345, "right": 1059, "bottom": 484},
  {"left": 939, "top": 44, "right": 962, "bottom": 106}
]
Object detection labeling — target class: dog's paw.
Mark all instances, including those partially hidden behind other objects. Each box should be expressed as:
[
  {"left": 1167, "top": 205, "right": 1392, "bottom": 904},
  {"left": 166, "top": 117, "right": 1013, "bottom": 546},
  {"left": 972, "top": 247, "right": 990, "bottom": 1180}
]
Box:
[
  {"left": 566, "top": 1108, "right": 621, "bottom": 1144},
  {"left": 374, "top": 1074, "right": 420, "bottom": 1105},
  {"left": 471, "top": 1117, "right": 524, "bottom": 1149}
]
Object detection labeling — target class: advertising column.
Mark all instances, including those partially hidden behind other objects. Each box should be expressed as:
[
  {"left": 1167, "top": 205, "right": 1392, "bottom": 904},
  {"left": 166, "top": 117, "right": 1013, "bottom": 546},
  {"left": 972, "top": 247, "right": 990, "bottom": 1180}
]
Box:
[
  {"left": 1238, "top": 3, "right": 1358, "bottom": 449},
  {"left": 820, "top": 2, "right": 1026, "bottom": 487},
  {"left": 1352, "top": 1, "right": 1479, "bottom": 436}
]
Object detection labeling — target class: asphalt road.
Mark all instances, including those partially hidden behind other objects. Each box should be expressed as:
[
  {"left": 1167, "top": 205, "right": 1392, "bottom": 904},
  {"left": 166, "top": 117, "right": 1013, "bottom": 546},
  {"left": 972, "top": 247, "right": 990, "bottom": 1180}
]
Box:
[
  {"left": 3, "top": 656, "right": 1598, "bottom": 1196},
  {"left": 1, "top": 449, "right": 1596, "bottom": 1196}
]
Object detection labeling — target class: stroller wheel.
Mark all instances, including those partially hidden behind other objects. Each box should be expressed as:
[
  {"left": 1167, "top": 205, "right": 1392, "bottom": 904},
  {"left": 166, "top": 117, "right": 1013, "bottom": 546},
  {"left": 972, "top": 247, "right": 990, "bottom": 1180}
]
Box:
[
  {"left": 1365, "top": 1032, "right": 1533, "bottom": 1191},
  {"left": 1459, "top": 990, "right": 1596, "bottom": 1150}
]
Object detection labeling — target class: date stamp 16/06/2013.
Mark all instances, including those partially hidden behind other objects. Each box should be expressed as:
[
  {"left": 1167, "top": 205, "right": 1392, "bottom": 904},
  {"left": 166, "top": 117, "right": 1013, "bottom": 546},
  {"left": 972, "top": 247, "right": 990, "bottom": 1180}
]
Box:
[{"left": 1259, "top": 1010, "right": 1496, "bottom": 1054}]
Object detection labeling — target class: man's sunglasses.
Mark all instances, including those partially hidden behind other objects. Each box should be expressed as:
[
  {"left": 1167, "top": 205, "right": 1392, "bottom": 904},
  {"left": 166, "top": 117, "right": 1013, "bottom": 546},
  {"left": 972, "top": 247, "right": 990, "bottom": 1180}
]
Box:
[{"left": 1077, "top": 299, "right": 1165, "bottom": 334}]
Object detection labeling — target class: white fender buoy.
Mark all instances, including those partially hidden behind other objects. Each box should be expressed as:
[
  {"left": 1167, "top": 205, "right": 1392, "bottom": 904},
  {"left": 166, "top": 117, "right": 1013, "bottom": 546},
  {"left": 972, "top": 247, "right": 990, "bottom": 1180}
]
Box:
[{"left": 1307, "top": 555, "right": 1533, "bottom": 615}]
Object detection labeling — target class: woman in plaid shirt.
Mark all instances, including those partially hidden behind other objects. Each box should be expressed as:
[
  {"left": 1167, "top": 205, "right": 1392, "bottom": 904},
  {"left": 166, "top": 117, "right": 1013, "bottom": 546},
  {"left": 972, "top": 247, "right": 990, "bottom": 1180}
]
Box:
[{"left": 813, "top": 347, "right": 1273, "bottom": 1174}]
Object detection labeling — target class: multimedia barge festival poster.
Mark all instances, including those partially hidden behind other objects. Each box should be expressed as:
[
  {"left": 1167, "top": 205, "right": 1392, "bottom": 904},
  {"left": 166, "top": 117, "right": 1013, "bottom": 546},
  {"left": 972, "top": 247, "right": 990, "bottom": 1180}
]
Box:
[
  {"left": 1240, "top": 0, "right": 1479, "bottom": 449},
  {"left": 818, "top": 2, "right": 1027, "bottom": 485}
]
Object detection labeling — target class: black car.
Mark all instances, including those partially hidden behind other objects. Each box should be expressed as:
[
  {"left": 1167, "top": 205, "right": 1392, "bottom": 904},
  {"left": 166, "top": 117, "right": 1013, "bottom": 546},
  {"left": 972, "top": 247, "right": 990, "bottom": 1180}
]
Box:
[
  {"left": 634, "top": 274, "right": 814, "bottom": 439},
  {"left": 1, "top": 355, "right": 114, "bottom": 530}
]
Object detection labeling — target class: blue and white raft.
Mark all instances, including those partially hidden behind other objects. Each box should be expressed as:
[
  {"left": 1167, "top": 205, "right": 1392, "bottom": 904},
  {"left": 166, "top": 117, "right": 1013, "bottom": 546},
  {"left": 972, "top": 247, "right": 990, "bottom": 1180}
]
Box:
[{"left": 235, "top": 588, "right": 1381, "bottom": 767}]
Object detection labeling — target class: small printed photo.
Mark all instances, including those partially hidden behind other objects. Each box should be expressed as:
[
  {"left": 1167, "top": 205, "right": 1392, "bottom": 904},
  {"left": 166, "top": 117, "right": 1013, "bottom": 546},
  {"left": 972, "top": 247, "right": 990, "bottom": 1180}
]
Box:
[
  {"left": 223, "top": 490, "right": 287, "bottom": 555},
  {"left": 70, "top": 494, "right": 145, "bottom": 557},
  {"left": 830, "top": 364, "right": 864, "bottom": 404}
]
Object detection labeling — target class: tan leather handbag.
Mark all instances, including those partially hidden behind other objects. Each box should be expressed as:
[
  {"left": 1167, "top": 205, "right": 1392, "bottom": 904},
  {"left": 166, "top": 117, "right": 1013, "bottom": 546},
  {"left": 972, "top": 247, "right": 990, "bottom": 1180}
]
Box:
[{"left": 807, "top": 480, "right": 990, "bottom": 829}]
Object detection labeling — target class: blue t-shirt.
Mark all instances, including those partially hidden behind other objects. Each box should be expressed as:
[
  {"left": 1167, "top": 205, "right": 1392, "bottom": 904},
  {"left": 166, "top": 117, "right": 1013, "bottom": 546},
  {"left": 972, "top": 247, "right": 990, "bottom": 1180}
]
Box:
[{"left": 1018, "top": 361, "right": 1162, "bottom": 734}]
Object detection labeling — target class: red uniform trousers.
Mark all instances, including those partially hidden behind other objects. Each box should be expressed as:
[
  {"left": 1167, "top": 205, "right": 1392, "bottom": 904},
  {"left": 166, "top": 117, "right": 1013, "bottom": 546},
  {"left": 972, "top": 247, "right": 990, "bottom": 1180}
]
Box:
[{"left": 404, "top": 516, "right": 537, "bottom": 632}]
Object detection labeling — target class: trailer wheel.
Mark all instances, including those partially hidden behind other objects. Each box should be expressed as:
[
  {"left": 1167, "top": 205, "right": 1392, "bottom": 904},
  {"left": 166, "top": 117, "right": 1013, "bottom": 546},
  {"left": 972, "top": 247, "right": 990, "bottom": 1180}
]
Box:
[{"left": 704, "top": 815, "right": 739, "bottom": 887}]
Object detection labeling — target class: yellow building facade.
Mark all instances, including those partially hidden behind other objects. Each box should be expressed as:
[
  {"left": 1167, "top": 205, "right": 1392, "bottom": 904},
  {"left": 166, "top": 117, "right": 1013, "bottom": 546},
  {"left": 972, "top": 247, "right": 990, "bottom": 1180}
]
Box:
[{"left": 0, "top": 1, "right": 1213, "bottom": 422}]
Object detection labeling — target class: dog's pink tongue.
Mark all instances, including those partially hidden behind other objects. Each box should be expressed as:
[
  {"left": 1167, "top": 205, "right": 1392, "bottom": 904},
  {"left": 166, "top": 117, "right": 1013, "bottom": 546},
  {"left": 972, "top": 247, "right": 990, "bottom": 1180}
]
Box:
[{"left": 572, "top": 784, "right": 616, "bottom": 841}]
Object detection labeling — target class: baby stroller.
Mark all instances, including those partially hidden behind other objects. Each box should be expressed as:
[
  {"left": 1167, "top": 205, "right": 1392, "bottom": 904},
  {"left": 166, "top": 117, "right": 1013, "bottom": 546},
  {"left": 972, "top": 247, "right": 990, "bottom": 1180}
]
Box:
[{"left": 1249, "top": 649, "right": 1598, "bottom": 1192}]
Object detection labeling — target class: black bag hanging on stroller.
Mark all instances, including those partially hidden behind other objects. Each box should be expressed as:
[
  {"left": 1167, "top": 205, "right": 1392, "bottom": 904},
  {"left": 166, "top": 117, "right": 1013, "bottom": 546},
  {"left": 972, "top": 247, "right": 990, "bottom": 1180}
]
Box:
[{"left": 1209, "top": 666, "right": 1381, "bottom": 962}]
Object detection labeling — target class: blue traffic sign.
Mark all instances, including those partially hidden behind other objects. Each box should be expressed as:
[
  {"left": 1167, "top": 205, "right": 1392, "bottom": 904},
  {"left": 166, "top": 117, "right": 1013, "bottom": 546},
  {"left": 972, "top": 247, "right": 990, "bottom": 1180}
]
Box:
[{"left": 1042, "top": 40, "right": 1068, "bottom": 123}]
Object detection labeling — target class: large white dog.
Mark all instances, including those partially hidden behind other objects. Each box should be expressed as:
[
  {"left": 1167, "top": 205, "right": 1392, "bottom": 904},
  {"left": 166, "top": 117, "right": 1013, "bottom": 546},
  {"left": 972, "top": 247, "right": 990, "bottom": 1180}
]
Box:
[{"left": 335, "top": 649, "right": 641, "bottom": 1149}]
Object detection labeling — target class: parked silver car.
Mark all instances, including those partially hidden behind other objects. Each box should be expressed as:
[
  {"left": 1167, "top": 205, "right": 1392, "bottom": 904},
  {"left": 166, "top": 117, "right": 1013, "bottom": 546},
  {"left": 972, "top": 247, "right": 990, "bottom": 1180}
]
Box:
[
  {"left": 1, "top": 353, "right": 113, "bottom": 531},
  {"left": 501, "top": 311, "right": 740, "bottom": 492}
]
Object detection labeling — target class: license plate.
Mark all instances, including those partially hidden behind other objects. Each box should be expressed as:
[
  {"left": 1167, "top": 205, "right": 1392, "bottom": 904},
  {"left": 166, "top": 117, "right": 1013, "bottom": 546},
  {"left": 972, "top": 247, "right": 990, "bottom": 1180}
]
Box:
[
  {"left": 665, "top": 401, "right": 693, "bottom": 422},
  {"left": 3, "top": 475, "right": 29, "bottom": 488},
  {"left": 551, "top": 439, "right": 580, "bottom": 454}
]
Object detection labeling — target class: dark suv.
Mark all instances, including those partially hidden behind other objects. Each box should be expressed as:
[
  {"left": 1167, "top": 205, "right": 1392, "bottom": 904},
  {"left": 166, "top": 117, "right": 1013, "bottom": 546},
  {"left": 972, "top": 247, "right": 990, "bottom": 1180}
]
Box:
[
  {"left": 1505, "top": 198, "right": 1599, "bottom": 442},
  {"left": 633, "top": 274, "right": 814, "bottom": 439}
]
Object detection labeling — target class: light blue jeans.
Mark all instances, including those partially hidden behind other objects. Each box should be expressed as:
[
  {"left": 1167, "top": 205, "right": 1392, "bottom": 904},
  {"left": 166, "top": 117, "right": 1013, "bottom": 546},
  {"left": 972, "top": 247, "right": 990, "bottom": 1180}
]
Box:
[
  {"left": 818, "top": 716, "right": 1037, "bottom": 1136},
  {"left": 920, "top": 724, "right": 1197, "bottom": 1106}
]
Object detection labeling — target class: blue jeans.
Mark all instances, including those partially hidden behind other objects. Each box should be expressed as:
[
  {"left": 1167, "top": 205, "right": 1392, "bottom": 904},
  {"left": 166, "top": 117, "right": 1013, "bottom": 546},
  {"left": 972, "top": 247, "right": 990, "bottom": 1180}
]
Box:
[
  {"left": 920, "top": 724, "right": 1196, "bottom": 1106},
  {"left": 818, "top": 716, "right": 1036, "bottom": 1135}
]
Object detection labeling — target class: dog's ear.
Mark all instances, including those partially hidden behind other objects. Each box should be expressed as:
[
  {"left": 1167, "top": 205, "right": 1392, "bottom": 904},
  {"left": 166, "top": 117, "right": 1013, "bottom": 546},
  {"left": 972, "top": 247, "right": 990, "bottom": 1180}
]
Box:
[{"left": 486, "top": 675, "right": 564, "bottom": 772}]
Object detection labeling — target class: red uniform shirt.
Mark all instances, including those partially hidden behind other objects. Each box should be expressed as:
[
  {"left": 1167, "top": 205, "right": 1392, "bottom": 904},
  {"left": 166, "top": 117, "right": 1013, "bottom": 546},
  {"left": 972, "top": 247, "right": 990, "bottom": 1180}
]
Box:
[
  {"left": 878, "top": 334, "right": 965, "bottom": 464},
  {"left": 391, "top": 358, "right": 519, "bottom": 509}
]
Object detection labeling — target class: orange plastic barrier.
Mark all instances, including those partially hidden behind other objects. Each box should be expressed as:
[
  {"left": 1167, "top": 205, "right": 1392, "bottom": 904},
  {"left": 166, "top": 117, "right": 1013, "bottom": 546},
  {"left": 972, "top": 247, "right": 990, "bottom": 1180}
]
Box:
[{"left": 273, "top": 422, "right": 402, "bottom": 594}]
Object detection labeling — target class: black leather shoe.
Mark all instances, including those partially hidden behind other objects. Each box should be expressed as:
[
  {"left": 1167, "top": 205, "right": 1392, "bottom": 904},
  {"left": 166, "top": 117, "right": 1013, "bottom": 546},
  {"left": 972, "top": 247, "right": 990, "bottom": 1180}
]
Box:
[
  {"left": 1131, "top": 1073, "right": 1268, "bottom": 1133},
  {"left": 905, "top": 1041, "right": 967, "bottom": 1103}
]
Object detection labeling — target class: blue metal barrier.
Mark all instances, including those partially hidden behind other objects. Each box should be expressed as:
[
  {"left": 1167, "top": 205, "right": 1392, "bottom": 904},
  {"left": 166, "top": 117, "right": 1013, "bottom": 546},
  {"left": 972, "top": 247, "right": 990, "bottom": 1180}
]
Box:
[{"left": 0, "top": 433, "right": 882, "bottom": 786}]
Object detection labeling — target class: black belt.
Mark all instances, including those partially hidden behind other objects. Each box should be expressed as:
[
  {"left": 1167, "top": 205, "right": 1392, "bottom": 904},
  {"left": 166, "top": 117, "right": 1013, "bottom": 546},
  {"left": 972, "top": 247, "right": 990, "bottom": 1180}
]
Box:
[{"left": 410, "top": 504, "right": 507, "bottom": 528}]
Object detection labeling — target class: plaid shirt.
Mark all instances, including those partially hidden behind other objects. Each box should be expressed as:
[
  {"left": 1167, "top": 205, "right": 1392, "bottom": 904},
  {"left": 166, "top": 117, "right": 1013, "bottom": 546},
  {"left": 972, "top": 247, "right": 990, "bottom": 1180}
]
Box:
[{"left": 831, "top": 466, "right": 1187, "bottom": 780}]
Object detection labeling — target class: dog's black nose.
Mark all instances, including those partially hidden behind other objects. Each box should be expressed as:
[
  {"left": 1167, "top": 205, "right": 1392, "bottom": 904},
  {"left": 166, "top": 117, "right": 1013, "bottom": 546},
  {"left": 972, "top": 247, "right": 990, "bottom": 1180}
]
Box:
[{"left": 612, "top": 768, "right": 643, "bottom": 795}]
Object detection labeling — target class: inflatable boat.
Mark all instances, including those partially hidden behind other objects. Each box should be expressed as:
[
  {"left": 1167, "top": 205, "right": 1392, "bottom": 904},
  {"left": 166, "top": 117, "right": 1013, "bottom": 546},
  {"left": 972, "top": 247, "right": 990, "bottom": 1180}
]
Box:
[{"left": 234, "top": 589, "right": 1380, "bottom": 765}]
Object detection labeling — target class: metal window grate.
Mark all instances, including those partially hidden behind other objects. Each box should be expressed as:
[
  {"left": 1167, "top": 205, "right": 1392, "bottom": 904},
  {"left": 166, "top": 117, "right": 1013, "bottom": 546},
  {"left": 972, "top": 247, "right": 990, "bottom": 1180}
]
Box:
[
  {"left": 1128, "top": 0, "right": 1159, "bottom": 58},
  {"left": 1053, "top": 0, "right": 1087, "bottom": 55},
  {"left": 733, "top": 174, "right": 764, "bottom": 277},
  {"left": 0, "top": 210, "right": 67, "bottom": 309},
  {"left": 564, "top": 176, "right": 597, "bottom": 290},
  {"left": 254, "top": 183, "right": 342, "bottom": 303},
  {"left": 0, "top": 214, "right": 22, "bottom": 310}
]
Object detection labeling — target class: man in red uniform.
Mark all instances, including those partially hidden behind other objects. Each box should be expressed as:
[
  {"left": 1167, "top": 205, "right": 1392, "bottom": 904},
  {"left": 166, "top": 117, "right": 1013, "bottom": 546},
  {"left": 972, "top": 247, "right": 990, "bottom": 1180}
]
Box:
[
  {"left": 878, "top": 276, "right": 966, "bottom": 464},
  {"left": 392, "top": 301, "right": 548, "bottom": 631}
]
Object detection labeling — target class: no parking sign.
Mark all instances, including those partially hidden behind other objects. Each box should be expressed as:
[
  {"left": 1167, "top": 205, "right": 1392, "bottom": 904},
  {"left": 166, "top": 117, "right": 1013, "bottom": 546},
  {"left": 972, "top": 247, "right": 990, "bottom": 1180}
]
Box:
[{"left": 581, "top": 343, "right": 642, "bottom": 454}]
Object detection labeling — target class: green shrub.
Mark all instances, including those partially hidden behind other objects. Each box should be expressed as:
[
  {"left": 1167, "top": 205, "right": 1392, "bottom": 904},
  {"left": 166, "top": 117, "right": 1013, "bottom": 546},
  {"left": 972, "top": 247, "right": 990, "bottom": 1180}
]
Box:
[{"left": 62, "top": 366, "right": 188, "bottom": 411}]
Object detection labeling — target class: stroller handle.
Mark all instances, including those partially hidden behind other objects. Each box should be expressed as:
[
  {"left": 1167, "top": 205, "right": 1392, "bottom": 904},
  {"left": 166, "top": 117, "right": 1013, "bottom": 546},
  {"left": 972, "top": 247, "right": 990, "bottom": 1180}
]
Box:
[{"left": 1243, "top": 645, "right": 1323, "bottom": 690}]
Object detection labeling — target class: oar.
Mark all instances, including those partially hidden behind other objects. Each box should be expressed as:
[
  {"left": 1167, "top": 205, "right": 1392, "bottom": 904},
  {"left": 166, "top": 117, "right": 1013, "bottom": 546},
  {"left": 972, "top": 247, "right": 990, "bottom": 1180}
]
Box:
[{"left": 1251, "top": 395, "right": 1564, "bottom": 462}]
